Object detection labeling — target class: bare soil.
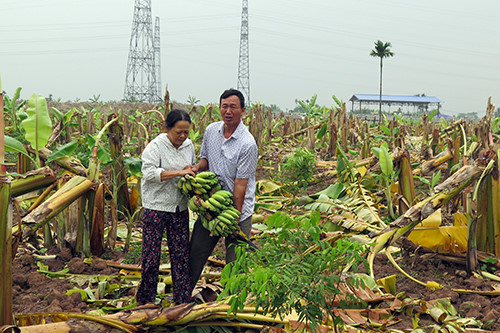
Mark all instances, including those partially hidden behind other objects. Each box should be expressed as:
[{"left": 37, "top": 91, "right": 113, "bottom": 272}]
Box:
[{"left": 11, "top": 239, "right": 500, "bottom": 331}]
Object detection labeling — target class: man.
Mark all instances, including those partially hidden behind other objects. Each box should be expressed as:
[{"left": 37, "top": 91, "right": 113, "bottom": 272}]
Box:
[{"left": 189, "top": 88, "right": 258, "bottom": 290}]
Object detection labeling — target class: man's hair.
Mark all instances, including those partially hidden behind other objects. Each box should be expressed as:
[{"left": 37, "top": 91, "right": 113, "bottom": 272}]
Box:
[
  {"left": 165, "top": 109, "right": 191, "bottom": 129},
  {"left": 220, "top": 88, "right": 245, "bottom": 108}
]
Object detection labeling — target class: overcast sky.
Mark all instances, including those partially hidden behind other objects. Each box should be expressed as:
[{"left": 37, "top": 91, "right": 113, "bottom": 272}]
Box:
[{"left": 2, "top": 0, "right": 500, "bottom": 116}]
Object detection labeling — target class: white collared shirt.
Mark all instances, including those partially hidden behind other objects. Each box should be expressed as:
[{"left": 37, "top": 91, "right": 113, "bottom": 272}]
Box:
[{"left": 141, "top": 133, "right": 196, "bottom": 212}]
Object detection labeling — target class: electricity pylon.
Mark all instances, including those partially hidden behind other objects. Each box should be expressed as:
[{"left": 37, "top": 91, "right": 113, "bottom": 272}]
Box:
[
  {"left": 124, "top": 0, "right": 161, "bottom": 103},
  {"left": 153, "top": 16, "right": 162, "bottom": 101},
  {"left": 237, "top": 0, "right": 250, "bottom": 105}
]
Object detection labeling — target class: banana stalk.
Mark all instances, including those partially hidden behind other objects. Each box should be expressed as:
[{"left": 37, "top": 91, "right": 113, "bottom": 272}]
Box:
[
  {"left": 87, "top": 116, "right": 119, "bottom": 182},
  {"left": 475, "top": 154, "right": 499, "bottom": 256},
  {"left": 0, "top": 177, "right": 13, "bottom": 327},
  {"left": 0, "top": 81, "right": 13, "bottom": 326},
  {"left": 21, "top": 176, "right": 93, "bottom": 239},
  {"left": 493, "top": 155, "right": 500, "bottom": 256},
  {"left": 476, "top": 175, "right": 494, "bottom": 253},
  {"left": 27, "top": 146, "right": 87, "bottom": 176},
  {"left": 107, "top": 113, "right": 131, "bottom": 218},
  {"left": 466, "top": 217, "right": 478, "bottom": 274},
  {"left": 106, "top": 187, "right": 119, "bottom": 251},
  {"left": 84, "top": 116, "right": 118, "bottom": 256},
  {"left": 448, "top": 136, "right": 461, "bottom": 174},
  {"left": 10, "top": 167, "right": 57, "bottom": 198},
  {"left": 16, "top": 152, "right": 31, "bottom": 174},
  {"left": 413, "top": 148, "right": 453, "bottom": 176},
  {"left": 90, "top": 183, "right": 105, "bottom": 256},
  {"left": 397, "top": 149, "right": 416, "bottom": 214}
]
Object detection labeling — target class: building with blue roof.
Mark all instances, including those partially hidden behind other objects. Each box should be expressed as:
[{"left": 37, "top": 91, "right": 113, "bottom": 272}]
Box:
[{"left": 349, "top": 94, "right": 442, "bottom": 115}]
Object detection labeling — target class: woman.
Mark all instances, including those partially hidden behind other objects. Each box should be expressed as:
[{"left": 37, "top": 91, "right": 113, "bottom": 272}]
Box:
[{"left": 137, "top": 109, "right": 195, "bottom": 305}]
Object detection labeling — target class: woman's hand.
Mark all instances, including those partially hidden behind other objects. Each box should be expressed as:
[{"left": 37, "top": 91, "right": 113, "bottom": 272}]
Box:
[
  {"left": 184, "top": 165, "right": 198, "bottom": 174},
  {"left": 182, "top": 167, "right": 196, "bottom": 177}
]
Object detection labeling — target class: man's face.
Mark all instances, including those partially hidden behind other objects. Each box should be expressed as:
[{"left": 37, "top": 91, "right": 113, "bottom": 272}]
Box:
[{"left": 220, "top": 95, "right": 245, "bottom": 128}]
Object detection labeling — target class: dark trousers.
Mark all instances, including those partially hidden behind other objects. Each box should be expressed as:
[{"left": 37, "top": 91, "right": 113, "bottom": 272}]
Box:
[
  {"left": 189, "top": 215, "right": 252, "bottom": 290},
  {"left": 137, "top": 208, "right": 192, "bottom": 304}
]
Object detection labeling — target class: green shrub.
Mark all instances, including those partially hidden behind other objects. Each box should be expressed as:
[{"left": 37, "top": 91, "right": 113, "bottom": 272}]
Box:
[
  {"left": 281, "top": 147, "right": 316, "bottom": 194},
  {"left": 219, "top": 210, "right": 368, "bottom": 331}
]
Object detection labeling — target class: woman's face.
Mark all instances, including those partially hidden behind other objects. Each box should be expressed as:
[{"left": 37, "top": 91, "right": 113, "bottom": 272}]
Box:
[{"left": 167, "top": 120, "right": 190, "bottom": 148}]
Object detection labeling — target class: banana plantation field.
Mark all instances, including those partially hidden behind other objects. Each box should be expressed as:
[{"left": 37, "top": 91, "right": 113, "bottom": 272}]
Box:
[{"left": 1, "top": 90, "right": 500, "bottom": 333}]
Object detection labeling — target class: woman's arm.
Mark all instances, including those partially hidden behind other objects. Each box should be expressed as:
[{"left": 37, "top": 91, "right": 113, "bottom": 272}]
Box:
[{"left": 160, "top": 168, "right": 195, "bottom": 182}]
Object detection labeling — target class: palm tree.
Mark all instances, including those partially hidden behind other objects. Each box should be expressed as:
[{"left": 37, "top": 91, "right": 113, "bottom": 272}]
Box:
[{"left": 370, "top": 40, "right": 394, "bottom": 122}]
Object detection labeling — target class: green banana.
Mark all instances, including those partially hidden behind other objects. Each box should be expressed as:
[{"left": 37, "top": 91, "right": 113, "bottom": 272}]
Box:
[
  {"left": 194, "top": 188, "right": 207, "bottom": 195},
  {"left": 216, "top": 190, "right": 233, "bottom": 198},
  {"left": 217, "top": 214, "right": 233, "bottom": 225},
  {"left": 228, "top": 206, "right": 240, "bottom": 215},
  {"left": 210, "top": 192, "right": 228, "bottom": 204},
  {"left": 214, "top": 221, "right": 224, "bottom": 236},
  {"left": 188, "top": 198, "right": 198, "bottom": 212},
  {"left": 193, "top": 176, "right": 210, "bottom": 184},
  {"left": 191, "top": 181, "right": 204, "bottom": 189},
  {"left": 192, "top": 196, "right": 206, "bottom": 212},
  {"left": 221, "top": 209, "right": 239, "bottom": 219},
  {"left": 196, "top": 171, "right": 217, "bottom": 179},
  {"left": 208, "top": 197, "right": 224, "bottom": 209},
  {"left": 200, "top": 199, "right": 210, "bottom": 210},
  {"left": 201, "top": 216, "right": 210, "bottom": 229},
  {"left": 204, "top": 199, "right": 219, "bottom": 212}
]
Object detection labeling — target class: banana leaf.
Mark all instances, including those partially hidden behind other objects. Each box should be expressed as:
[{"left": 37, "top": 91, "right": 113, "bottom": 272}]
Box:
[{"left": 21, "top": 94, "right": 52, "bottom": 167}]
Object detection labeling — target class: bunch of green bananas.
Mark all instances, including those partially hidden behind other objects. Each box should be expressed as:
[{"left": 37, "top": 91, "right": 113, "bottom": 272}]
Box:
[
  {"left": 178, "top": 171, "right": 222, "bottom": 199},
  {"left": 179, "top": 172, "right": 241, "bottom": 237},
  {"left": 188, "top": 190, "right": 241, "bottom": 237}
]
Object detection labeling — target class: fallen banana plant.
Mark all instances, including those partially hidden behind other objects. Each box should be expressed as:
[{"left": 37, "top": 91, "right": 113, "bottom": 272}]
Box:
[
  {"left": 367, "top": 163, "right": 484, "bottom": 278},
  {"left": 21, "top": 175, "right": 94, "bottom": 240},
  {"left": 10, "top": 167, "right": 57, "bottom": 198},
  {"left": 14, "top": 303, "right": 283, "bottom": 333}
]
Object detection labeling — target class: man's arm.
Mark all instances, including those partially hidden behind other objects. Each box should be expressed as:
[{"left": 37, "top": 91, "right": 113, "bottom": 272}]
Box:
[{"left": 233, "top": 177, "right": 248, "bottom": 214}]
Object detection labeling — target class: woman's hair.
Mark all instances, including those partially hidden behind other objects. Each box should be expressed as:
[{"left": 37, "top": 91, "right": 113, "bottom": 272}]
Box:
[{"left": 165, "top": 109, "right": 191, "bottom": 129}]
